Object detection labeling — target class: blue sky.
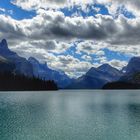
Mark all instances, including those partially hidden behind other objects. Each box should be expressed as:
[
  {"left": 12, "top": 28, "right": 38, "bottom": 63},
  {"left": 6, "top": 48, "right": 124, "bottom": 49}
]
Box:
[
  {"left": 0, "top": 0, "right": 36, "bottom": 19},
  {"left": 0, "top": 1, "right": 135, "bottom": 19},
  {"left": 0, "top": 0, "right": 139, "bottom": 77}
]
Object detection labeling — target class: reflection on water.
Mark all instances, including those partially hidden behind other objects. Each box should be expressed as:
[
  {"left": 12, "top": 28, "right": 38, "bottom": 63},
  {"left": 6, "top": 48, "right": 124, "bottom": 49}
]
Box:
[{"left": 0, "top": 90, "right": 140, "bottom": 140}]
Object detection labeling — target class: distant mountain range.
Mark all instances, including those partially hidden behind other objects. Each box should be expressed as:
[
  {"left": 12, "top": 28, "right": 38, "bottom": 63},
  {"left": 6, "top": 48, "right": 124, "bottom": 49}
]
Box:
[
  {"left": 103, "top": 57, "right": 140, "bottom": 89},
  {"left": 0, "top": 39, "right": 71, "bottom": 88},
  {"left": 67, "top": 64, "right": 123, "bottom": 89},
  {"left": 28, "top": 57, "right": 71, "bottom": 88},
  {"left": 1, "top": 39, "right": 140, "bottom": 89},
  {"left": 68, "top": 57, "right": 140, "bottom": 89}
]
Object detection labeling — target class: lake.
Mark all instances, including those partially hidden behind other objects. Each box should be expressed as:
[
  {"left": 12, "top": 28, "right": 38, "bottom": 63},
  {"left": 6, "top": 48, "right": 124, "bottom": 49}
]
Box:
[{"left": 0, "top": 90, "right": 140, "bottom": 140}]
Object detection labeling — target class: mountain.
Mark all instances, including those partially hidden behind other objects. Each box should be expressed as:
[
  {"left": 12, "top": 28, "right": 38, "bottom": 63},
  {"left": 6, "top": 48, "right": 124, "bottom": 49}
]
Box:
[
  {"left": 0, "top": 39, "right": 71, "bottom": 88},
  {"left": 68, "top": 64, "right": 123, "bottom": 89},
  {"left": 2, "top": 38, "right": 140, "bottom": 90},
  {"left": 0, "top": 56, "right": 15, "bottom": 73},
  {"left": 28, "top": 57, "right": 72, "bottom": 88},
  {"left": 120, "top": 57, "right": 140, "bottom": 82},
  {"left": 125, "top": 57, "right": 140, "bottom": 74},
  {"left": 103, "top": 57, "right": 140, "bottom": 89},
  {"left": 0, "top": 39, "right": 33, "bottom": 76}
]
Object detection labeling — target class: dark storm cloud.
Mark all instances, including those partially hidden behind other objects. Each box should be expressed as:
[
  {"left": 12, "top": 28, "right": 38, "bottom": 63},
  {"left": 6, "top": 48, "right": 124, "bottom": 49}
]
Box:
[{"left": 1, "top": 10, "right": 140, "bottom": 52}]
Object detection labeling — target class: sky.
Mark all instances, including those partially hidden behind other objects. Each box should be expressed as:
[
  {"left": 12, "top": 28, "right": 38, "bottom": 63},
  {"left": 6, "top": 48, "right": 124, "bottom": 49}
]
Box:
[{"left": 0, "top": 0, "right": 140, "bottom": 77}]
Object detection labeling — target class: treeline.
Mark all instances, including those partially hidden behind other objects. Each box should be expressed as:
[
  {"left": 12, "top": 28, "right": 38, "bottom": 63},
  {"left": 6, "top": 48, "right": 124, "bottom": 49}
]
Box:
[
  {"left": 0, "top": 72, "right": 58, "bottom": 91},
  {"left": 102, "top": 82, "right": 140, "bottom": 89}
]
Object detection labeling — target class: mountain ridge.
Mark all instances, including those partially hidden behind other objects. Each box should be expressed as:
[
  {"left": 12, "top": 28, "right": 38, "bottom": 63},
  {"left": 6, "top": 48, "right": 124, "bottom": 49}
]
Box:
[
  {"left": 28, "top": 56, "right": 72, "bottom": 88},
  {"left": 0, "top": 39, "right": 72, "bottom": 88},
  {"left": 67, "top": 64, "right": 123, "bottom": 89},
  {"left": 1, "top": 39, "right": 140, "bottom": 89}
]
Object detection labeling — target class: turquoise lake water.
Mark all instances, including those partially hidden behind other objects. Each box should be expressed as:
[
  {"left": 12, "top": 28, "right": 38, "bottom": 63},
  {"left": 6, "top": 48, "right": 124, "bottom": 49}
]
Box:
[{"left": 0, "top": 90, "right": 140, "bottom": 140}]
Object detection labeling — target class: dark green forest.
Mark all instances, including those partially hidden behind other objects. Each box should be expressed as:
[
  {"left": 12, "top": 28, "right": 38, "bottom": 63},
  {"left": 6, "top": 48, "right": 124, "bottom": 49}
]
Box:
[
  {"left": 102, "top": 82, "right": 140, "bottom": 89},
  {"left": 0, "top": 72, "right": 58, "bottom": 91}
]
